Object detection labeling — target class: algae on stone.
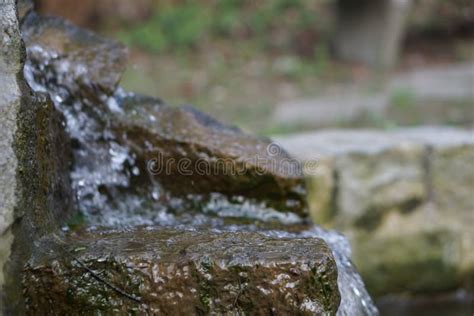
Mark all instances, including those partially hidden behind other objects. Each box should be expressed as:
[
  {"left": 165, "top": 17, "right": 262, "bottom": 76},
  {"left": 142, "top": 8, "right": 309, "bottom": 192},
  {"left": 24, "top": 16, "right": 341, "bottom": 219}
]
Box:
[
  {"left": 1, "top": 1, "right": 75, "bottom": 312},
  {"left": 24, "top": 228, "right": 340, "bottom": 315}
]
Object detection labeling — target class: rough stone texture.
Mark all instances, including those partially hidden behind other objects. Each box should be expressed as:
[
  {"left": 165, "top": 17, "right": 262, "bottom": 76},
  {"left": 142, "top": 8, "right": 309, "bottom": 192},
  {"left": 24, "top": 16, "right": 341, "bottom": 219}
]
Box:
[
  {"left": 24, "top": 229, "right": 340, "bottom": 315},
  {"left": 1, "top": 0, "right": 24, "bottom": 293},
  {"left": 17, "top": 0, "right": 34, "bottom": 22},
  {"left": 112, "top": 94, "right": 307, "bottom": 216},
  {"left": 20, "top": 12, "right": 306, "bottom": 219},
  {"left": 396, "top": 127, "right": 474, "bottom": 286},
  {"left": 0, "top": 0, "right": 33, "bottom": 309},
  {"left": 305, "top": 157, "right": 335, "bottom": 225},
  {"left": 353, "top": 204, "right": 468, "bottom": 294},
  {"left": 275, "top": 130, "right": 426, "bottom": 228},
  {"left": 0, "top": 2, "right": 74, "bottom": 312},
  {"left": 431, "top": 146, "right": 474, "bottom": 284},
  {"left": 396, "top": 127, "right": 474, "bottom": 214},
  {"left": 3, "top": 69, "right": 75, "bottom": 314},
  {"left": 275, "top": 127, "right": 474, "bottom": 294},
  {"left": 335, "top": 146, "right": 425, "bottom": 230},
  {"left": 21, "top": 13, "right": 128, "bottom": 97},
  {"left": 0, "top": 3, "right": 380, "bottom": 315},
  {"left": 21, "top": 11, "right": 141, "bottom": 223}
]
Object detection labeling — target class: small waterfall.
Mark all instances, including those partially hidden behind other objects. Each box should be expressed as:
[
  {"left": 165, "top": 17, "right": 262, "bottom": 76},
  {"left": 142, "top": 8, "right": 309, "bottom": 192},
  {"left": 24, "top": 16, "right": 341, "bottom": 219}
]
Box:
[{"left": 21, "top": 12, "right": 378, "bottom": 316}]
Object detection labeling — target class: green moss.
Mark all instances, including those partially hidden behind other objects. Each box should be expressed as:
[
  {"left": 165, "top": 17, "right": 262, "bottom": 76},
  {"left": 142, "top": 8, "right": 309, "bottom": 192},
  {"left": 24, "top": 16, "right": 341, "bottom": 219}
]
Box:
[
  {"left": 390, "top": 88, "right": 416, "bottom": 111},
  {"left": 312, "top": 267, "right": 336, "bottom": 314}
]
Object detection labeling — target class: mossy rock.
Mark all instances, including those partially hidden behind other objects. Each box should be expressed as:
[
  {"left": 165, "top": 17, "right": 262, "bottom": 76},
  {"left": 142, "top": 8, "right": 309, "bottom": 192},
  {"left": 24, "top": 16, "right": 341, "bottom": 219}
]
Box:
[
  {"left": 111, "top": 94, "right": 308, "bottom": 216},
  {"left": 24, "top": 228, "right": 340, "bottom": 315}
]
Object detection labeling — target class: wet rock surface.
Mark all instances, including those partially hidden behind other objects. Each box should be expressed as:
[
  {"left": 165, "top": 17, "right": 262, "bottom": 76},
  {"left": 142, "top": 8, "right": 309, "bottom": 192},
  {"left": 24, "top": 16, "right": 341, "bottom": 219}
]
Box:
[
  {"left": 21, "top": 12, "right": 307, "bottom": 223},
  {"left": 22, "top": 13, "right": 128, "bottom": 96},
  {"left": 5, "top": 93, "right": 74, "bottom": 311},
  {"left": 1, "top": 0, "right": 26, "bottom": 305},
  {"left": 1, "top": 1, "right": 74, "bottom": 311},
  {"left": 113, "top": 93, "right": 307, "bottom": 215},
  {"left": 24, "top": 229, "right": 340, "bottom": 315},
  {"left": 21, "top": 12, "right": 133, "bottom": 222}
]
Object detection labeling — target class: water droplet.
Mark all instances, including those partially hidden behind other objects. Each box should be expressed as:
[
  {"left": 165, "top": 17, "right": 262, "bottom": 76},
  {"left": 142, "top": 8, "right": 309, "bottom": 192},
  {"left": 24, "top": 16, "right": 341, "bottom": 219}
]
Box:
[
  {"left": 132, "top": 166, "right": 140, "bottom": 176},
  {"left": 152, "top": 190, "right": 160, "bottom": 201}
]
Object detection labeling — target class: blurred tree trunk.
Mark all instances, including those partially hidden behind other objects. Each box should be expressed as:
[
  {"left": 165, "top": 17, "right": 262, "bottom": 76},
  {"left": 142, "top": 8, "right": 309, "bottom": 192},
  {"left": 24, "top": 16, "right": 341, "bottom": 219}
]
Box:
[{"left": 333, "top": 0, "right": 412, "bottom": 69}]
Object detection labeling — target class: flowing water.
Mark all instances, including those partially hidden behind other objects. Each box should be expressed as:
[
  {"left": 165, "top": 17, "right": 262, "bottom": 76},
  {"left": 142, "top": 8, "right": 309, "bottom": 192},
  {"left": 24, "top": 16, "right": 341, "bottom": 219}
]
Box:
[{"left": 22, "top": 12, "right": 379, "bottom": 316}]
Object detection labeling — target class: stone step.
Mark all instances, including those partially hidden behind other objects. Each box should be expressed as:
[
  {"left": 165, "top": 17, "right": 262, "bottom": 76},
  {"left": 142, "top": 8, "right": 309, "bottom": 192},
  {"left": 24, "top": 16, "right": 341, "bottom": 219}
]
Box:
[
  {"left": 274, "top": 127, "right": 474, "bottom": 294},
  {"left": 24, "top": 228, "right": 340, "bottom": 315}
]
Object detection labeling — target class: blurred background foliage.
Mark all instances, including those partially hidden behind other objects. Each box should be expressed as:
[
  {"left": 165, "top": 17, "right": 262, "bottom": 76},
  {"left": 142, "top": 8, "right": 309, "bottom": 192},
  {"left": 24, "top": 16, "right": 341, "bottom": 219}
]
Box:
[
  {"left": 36, "top": 0, "right": 473, "bottom": 134},
  {"left": 116, "top": 0, "right": 332, "bottom": 56}
]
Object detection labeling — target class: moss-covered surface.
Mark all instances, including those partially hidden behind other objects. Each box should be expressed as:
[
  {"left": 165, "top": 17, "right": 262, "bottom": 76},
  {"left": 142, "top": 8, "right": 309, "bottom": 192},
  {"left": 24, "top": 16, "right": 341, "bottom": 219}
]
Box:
[
  {"left": 5, "top": 91, "right": 75, "bottom": 312},
  {"left": 1, "top": 1, "right": 75, "bottom": 312},
  {"left": 24, "top": 228, "right": 340, "bottom": 315}
]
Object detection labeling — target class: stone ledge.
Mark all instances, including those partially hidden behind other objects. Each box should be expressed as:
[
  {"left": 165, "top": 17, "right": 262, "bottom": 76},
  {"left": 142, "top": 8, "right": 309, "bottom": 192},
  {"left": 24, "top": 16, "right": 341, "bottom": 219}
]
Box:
[
  {"left": 275, "top": 127, "right": 474, "bottom": 159},
  {"left": 24, "top": 228, "right": 340, "bottom": 315},
  {"left": 274, "top": 126, "right": 474, "bottom": 226},
  {"left": 274, "top": 126, "right": 474, "bottom": 294}
]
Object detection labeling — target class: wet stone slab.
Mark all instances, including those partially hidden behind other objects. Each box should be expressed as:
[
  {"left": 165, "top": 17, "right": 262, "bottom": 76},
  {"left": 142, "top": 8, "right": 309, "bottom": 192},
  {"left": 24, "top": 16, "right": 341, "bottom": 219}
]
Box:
[
  {"left": 24, "top": 228, "right": 340, "bottom": 315},
  {"left": 21, "top": 12, "right": 128, "bottom": 97},
  {"left": 111, "top": 94, "right": 308, "bottom": 216}
]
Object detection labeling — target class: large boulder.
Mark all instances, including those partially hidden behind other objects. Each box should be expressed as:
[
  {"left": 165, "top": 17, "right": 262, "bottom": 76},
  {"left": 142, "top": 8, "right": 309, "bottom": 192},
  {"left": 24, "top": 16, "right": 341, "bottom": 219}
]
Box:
[
  {"left": 24, "top": 228, "right": 340, "bottom": 315},
  {"left": 276, "top": 127, "right": 474, "bottom": 295},
  {"left": 276, "top": 130, "right": 426, "bottom": 228}
]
